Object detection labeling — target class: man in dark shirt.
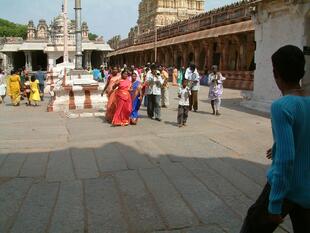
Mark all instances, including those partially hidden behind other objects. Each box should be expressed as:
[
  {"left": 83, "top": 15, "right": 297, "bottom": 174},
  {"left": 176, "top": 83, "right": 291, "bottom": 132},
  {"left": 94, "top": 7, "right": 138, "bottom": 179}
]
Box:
[{"left": 35, "top": 66, "right": 45, "bottom": 101}]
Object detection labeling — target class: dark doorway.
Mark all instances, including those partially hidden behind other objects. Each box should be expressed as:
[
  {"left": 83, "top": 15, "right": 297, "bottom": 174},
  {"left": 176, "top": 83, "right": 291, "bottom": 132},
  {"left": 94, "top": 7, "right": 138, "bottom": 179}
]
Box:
[
  {"left": 188, "top": 52, "right": 194, "bottom": 65},
  {"left": 56, "top": 56, "right": 64, "bottom": 65},
  {"left": 13, "top": 52, "right": 25, "bottom": 71},
  {"left": 199, "top": 50, "right": 206, "bottom": 71},
  {"left": 213, "top": 53, "right": 221, "bottom": 67},
  {"left": 177, "top": 55, "right": 182, "bottom": 68},
  {"left": 31, "top": 51, "right": 47, "bottom": 71},
  {"left": 91, "top": 51, "right": 103, "bottom": 69}
]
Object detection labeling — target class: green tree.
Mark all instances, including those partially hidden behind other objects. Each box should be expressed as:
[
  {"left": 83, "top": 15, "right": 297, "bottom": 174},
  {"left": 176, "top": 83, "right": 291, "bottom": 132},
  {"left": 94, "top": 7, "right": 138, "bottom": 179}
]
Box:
[
  {"left": 0, "top": 18, "right": 27, "bottom": 39},
  {"left": 88, "top": 32, "right": 98, "bottom": 41}
]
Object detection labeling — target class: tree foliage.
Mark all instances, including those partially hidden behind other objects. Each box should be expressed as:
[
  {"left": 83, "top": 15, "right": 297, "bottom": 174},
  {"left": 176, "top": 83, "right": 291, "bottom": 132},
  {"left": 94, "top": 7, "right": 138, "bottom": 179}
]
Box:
[
  {"left": 88, "top": 32, "right": 98, "bottom": 41},
  {"left": 0, "top": 18, "right": 27, "bottom": 39}
]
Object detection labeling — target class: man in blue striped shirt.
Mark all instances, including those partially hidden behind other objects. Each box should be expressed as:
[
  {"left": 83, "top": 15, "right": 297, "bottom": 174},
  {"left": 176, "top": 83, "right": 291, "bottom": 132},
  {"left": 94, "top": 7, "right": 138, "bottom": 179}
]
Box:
[{"left": 240, "top": 45, "right": 310, "bottom": 233}]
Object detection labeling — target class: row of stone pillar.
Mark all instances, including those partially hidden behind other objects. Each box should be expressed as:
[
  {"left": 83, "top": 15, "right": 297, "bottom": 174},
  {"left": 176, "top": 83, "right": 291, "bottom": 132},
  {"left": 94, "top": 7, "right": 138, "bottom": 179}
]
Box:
[{"left": 110, "top": 32, "right": 255, "bottom": 72}]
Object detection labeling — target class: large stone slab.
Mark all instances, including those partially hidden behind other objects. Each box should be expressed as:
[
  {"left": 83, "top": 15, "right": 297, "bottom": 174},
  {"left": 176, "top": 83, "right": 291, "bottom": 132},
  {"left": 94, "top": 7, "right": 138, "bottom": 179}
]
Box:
[
  {"left": 182, "top": 158, "right": 252, "bottom": 218},
  {"left": 94, "top": 143, "right": 128, "bottom": 173},
  {"left": 71, "top": 148, "right": 99, "bottom": 179},
  {"left": 115, "top": 141, "right": 154, "bottom": 170},
  {"left": 140, "top": 167, "right": 197, "bottom": 229},
  {"left": 0, "top": 153, "right": 27, "bottom": 177},
  {"left": 161, "top": 163, "right": 241, "bottom": 233},
  {"left": 85, "top": 177, "right": 128, "bottom": 233},
  {"left": 203, "top": 158, "right": 262, "bottom": 201},
  {"left": 115, "top": 170, "right": 165, "bottom": 232},
  {"left": 49, "top": 181, "right": 84, "bottom": 233},
  {"left": 19, "top": 152, "right": 49, "bottom": 177},
  {"left": 0, "top": 178, "right": 33, "bottom": 232},
  {"left": 46, "top": 149, "right": 75, "bottom": 182},
  {"left": 10, "top": 182, "right": 59, "bottom": 233}
]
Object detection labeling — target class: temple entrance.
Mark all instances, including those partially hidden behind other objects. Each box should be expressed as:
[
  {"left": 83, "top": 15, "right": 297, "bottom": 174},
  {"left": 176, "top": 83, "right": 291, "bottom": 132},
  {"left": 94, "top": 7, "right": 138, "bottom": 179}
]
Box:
[
  {"left": 176, "top": 55, "right": 182, "bottom": 68},
  {"left": 56, "top": 56, "right": 64, "bottom": 65},
  {"left": 31, "top": 51, "right": 47, "bottom": 71},
  {"left": 91, "top": 51, "right": 104, "bottom": 68},
  {"left": 13, "top": 52, "right": 25, "bottom": 71},
  {"left": 188, "top": 52, "right": 194, "bottom": 65},
  {"left": 199, "top": 50, "right": 206, "bottom": 70}
]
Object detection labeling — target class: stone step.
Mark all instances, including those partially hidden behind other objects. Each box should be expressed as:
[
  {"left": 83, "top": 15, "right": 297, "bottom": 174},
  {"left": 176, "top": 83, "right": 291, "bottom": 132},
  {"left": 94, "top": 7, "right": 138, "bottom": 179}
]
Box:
[{"left": 65, "top": 110, "right": 106, "bottom": 119}]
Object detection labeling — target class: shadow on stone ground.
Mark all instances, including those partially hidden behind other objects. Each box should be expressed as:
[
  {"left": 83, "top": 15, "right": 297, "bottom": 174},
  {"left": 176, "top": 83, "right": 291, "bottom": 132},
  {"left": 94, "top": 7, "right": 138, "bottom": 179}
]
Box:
[
  {"left": 201, "top": 98, "right": 269, "bottom": 118},
  {"left": 0, "top": 142, "right": 292, "bottom": 233}
]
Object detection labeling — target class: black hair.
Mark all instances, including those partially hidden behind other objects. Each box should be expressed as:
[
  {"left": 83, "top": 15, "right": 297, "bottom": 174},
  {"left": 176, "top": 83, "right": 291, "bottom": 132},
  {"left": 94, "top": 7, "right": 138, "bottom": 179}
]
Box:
[
  {"left": 189, "top": 63, "right": 196, "bottom": 71},
  {"left": 271, "top": 45, "right": 305, "bottom": 84},
  {"left": 31, "top": 76, "right": 36, "bottom": 82},
  {"left": 121, "top": 68, "right": 128, "bottom": 76},
  {"left": 150, "top": 64, "right": 157, "bottom": 71},
  {"left": 11, "top": 70, "right": 15, "bottom": 75}
]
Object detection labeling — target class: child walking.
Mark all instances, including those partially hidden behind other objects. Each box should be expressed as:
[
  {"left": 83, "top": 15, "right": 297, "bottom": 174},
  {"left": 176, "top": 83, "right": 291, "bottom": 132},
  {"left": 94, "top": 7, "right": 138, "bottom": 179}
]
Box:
[
  {"left": 29, "top": 76, "right": 40, "bottom": 106},
  {"left": 24, "top": 76, "right": 31, "bottom": 106},
  {"left": 177, "top": 79, "right": 191, "bottom": 128}
]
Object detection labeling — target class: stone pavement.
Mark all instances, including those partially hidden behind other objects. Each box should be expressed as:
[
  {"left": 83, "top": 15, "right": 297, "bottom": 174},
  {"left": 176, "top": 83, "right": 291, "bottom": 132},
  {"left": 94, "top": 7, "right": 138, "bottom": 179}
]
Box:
[{"left": 0, "top": 86, "right": 292, "bottom": 233}]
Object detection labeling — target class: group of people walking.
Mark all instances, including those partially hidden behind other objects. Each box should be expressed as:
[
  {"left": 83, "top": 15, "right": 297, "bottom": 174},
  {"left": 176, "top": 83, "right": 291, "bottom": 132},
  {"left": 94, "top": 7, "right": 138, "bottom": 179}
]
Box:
[
  {"left": 0, "top": 67, "right": 45, "bottom": 106},
  {"left": 100, "top": 62, "right": 226, "bottom": 127}
]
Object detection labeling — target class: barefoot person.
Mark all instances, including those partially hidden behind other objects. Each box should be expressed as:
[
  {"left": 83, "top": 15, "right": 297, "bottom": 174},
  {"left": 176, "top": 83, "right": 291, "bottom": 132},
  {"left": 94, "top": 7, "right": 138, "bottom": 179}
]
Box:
[
  {"left": 240, "top": 45, "right": 310, "bottom": 233},
  {"left": 0, "top": 69, "right": 6, "bottom": 104},
  {"left": 111, "top": 69, "right": 132, "bottom": 126},
  {"left": 8, "top": 70, "right": 21, "bottom": 106},
  {"left": 130, "top": 72, "right": 142, "bottom": 125},
  {"left": 29, "top": 75, "right": 40, "bottom": 106},
  {"left": 177, "top": 79, "right": 191, "bottom": 128},
  {"left": 208, "top": 65, "right": 226, "bottom": 115},
  {"left": 102, "top": 66, "right": 121, "bottom": 123}
]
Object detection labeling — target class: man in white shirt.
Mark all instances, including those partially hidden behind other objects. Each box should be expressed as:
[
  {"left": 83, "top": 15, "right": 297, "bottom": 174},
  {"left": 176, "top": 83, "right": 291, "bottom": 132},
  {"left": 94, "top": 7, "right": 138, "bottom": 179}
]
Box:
[
  {"left": 145, "top": 64, "right": 164, "bottom": 121},
  {"left": 185, "top": 63, "right": 200, "bottom": 112}
]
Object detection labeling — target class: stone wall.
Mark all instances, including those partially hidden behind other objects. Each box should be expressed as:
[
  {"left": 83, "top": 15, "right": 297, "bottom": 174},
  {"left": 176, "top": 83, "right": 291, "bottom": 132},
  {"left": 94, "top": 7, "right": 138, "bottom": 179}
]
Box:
[{"left": 243, "top": 0, "right": 310, "bottom": 113}]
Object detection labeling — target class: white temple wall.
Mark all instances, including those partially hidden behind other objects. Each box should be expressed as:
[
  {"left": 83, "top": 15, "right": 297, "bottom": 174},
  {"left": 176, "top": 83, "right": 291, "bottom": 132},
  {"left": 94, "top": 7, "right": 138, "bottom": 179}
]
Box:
[{"left": 243, "top": 1, "right": 310, "bottom": 113}]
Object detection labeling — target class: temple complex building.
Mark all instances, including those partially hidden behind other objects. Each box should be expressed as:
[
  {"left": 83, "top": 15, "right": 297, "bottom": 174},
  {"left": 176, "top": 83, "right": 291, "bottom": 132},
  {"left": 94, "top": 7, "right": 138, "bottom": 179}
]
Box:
[
  {"left": 138, "top": 0, "right": 205, "bottom": 34},
  {"left": 0, "top": 5, "right": 112, "bottom": 72},
  {"left": 109, "top": 0, "right": 256, "bottom": 90}
]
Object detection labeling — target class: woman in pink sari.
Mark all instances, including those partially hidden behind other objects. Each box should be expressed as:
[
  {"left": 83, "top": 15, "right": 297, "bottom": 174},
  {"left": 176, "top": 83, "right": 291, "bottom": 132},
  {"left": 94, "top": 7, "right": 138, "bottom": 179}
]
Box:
[
  {"left": 102, "top": 67, "right": 121, "bottom": 122},
  {"left": 111, "top": 70, "right": 132, "bottom": 126}
]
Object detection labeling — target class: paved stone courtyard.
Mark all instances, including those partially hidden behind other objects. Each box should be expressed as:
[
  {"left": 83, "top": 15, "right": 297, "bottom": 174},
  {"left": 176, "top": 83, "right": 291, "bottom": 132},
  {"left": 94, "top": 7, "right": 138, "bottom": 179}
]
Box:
[{"left": 0, "top": 86, "right": 292, "bottom": 233}]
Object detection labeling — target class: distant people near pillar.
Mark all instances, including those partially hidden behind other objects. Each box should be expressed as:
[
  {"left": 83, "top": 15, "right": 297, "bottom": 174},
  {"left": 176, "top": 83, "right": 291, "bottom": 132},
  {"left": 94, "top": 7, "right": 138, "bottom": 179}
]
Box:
[
  {"left": 145, "top": 64, "right": 164, "bottom": 121},
  {"left": 23, "top": 75, "right": 31, "bottom": 106},
  {"left": 177, "top": 66, "right": 185, "bottom": 86},
  {"left": 185, "top": 63, "right": 200, "bottom": 112},
  {"left": 35, "top": 66, "right": 46, "bottom": 101},
  {"left": 172, "top": 66, "right": 178, "bottom": 86},
  {"left": 8, "top": 70, "right": 21, "bottom": 106},
  {"left": 102, "top": 66, "right": 121, "bottom": 123},
  {"left": 208, "top": 65, "right": 226, "bottom": 116},
  {"left": 159, "top": 65, "right": 169, "bottom": 108},
  {"left": 92, "top": 66, "right": 102, "bottom": 82},
  {"left": 0, "top": 69, "right": 6, "bottom": 104},
  {"left": 20, "top": 67, "right": 27, "bottom": 92}
]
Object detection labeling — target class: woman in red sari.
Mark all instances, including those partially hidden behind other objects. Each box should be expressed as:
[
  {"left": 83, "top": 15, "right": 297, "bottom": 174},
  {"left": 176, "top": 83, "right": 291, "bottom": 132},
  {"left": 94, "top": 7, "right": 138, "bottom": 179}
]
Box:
[
  {"left": 111, "top": 70, "right": 132, "bottom": 126},
  {"left": 102, "top": 67, "right": 121, "bottom": 123}
]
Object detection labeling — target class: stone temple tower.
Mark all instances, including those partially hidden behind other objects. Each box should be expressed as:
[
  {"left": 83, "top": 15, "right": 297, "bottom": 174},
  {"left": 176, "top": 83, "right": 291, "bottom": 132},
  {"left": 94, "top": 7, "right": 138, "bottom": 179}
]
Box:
[{"left": 137, "top": 0, "right": 205, "bottom": 34}]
